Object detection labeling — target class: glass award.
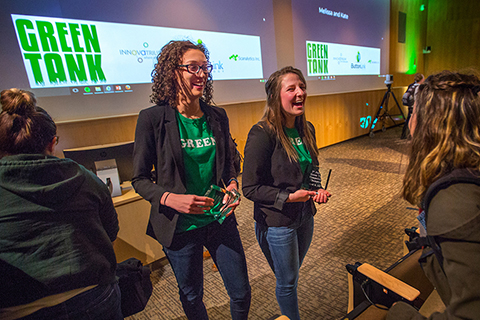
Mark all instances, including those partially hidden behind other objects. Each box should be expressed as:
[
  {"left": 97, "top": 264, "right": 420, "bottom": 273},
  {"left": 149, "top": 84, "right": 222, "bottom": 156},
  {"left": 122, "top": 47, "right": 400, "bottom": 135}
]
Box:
[
  {"left": 203, "top": 185, "right": 240, "bottom": 224},
  {"left": 301, "top": 163, "right": 323, "bottom": 190}
]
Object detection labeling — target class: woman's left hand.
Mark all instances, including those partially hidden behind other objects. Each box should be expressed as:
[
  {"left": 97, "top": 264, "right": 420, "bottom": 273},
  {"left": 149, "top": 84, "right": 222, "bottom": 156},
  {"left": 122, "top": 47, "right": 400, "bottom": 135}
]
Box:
[
  {"left": 311, "top": 189, "right": 331, "bottom": 203},
  {"left": 223, "top": 182, "right": 241, "bottom": 217}
]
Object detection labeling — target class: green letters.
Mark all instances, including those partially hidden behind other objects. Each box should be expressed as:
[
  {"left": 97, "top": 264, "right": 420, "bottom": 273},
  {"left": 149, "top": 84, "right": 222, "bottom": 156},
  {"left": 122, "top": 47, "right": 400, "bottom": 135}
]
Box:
[
  {"left": 82, "top": 25, "right": 101, "bottom": 53},
  {"left": 86, "top": 55, "right": 106, "bottom": 82},
  {"left": 65, "top": 54, "right": 87, "bottom": 82},
  {"left": 56, "top": 22, "right": 72, "bottom": 52},
  {"left": 36, "top": 21, "right": 59, "bottom": 52},
  {"left": 44, "top": 53, "right": 67, "bottom": 83},
  {"left": 15, "top": 19, "right": 39, "bottom": 52},
  {"left": 69, "top": 23, "right": 84, "bottom": 52},
  {"left": 14, "top": 16, "right": 106, "bottom": 85},
  {"left": 23, "top": 53, "right": 43, "bottom": 83}
]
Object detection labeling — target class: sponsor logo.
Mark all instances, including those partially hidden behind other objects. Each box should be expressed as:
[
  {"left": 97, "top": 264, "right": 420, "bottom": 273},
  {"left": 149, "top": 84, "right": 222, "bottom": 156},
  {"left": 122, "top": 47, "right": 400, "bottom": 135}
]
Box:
[
  {"left": 119, "top": 42, "right": 160, "bottom": 63},
  {"left": 211, "top": 61, "right": 224, "bottom": 72},
  {"left": 228, "top": 54, "right": 260, "bottom": 62}
]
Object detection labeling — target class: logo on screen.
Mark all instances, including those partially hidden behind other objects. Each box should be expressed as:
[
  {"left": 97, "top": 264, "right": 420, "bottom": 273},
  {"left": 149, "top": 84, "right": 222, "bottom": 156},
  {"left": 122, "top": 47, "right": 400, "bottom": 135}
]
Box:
[
  {"left": 229, "top": 54, "right": 239, "bottom": 61},
  {"left": 12, "top": 16, "right": 106, "bottom": 86},
  {"left": 211, "top": 61, "right": 224, "bottom": 72},
  {"left": 306, "top": 42, "right": 328, "bottom": 75},
  {"left": 356, "top": 52, "right": 361, "bottom": 63}
]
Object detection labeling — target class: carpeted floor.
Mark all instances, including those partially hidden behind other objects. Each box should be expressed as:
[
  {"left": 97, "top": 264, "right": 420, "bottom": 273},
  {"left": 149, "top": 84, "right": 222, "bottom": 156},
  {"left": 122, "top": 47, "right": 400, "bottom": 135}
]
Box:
[{"left": 126, "top": 126, "right": 419, "bottom": 320}]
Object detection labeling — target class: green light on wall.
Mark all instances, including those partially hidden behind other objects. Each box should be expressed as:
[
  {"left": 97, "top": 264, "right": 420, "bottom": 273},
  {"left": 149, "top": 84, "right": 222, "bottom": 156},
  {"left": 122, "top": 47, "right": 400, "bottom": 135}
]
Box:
[{"left": 420, "top": 4, "right": 425, "bottom": 11}]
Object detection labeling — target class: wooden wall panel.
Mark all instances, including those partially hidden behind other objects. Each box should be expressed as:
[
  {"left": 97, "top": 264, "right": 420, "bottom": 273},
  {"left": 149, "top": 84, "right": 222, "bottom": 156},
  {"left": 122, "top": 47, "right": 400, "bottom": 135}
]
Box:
[
  {"left": 424, "top": 0, "right": 480, "bottom": 75},
  {"left": 390, "top": 0, "right": 427, "bottom": 86},
  {"left": 55, "top": 115, "right": 138, "bottom": 158},
  {"left": 54, "top": 87, "right": 406, "bottom": 159}
]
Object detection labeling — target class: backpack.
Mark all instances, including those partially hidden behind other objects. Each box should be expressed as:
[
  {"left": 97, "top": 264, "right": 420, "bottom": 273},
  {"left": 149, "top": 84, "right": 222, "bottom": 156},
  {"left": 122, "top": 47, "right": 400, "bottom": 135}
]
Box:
[{"left": 408, "top": 169, "right": 480, "bottom": 272}]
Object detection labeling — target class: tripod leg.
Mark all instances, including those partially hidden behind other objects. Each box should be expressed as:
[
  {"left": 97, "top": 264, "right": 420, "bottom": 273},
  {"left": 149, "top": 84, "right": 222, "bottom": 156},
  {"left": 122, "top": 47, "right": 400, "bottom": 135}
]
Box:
[
  {"left": 391, "top": 91, "right": 406, "bottom": 120},
  {"left": 369, "top": 92, "right": 388, "bottom": 137}
]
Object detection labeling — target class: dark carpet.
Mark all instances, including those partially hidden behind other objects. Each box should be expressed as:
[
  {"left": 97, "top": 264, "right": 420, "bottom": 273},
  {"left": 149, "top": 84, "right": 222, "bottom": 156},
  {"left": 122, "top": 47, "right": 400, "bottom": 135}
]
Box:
[{"left": 127, "top": 126, "right": 418, "bottom": 320}]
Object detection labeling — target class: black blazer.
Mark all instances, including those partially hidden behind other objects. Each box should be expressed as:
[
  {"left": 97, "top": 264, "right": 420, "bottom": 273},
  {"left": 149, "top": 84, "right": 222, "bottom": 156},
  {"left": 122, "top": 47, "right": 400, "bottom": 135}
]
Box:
[
  {"left": 132, "top": 101, "right": 236, "bottom": 247},
  {"left": 242, "top": 121, "right": 318, "bottom": 227}
]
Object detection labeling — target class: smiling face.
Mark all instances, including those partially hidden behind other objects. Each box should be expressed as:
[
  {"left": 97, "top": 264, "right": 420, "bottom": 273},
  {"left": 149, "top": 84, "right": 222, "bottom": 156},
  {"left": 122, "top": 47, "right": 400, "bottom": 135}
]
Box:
[
  {"left": 280, "top": 72, "right": 307, "bottom": 128},
  {"left": 177, "top": 49, "right": 208, "bottom": 102}
]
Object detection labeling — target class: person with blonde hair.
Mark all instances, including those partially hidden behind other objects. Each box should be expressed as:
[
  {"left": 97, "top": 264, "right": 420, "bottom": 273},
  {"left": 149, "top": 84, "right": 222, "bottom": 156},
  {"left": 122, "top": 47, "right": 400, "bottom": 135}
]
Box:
[
  {"left": 387, "top": 70, "right": 480, "bottom": 319},
  {"left": 0, "top": 89, "right": 121, "bottom": 319},
  {"left": 242, "top": 66, "right": 331, "bottom": 320}
]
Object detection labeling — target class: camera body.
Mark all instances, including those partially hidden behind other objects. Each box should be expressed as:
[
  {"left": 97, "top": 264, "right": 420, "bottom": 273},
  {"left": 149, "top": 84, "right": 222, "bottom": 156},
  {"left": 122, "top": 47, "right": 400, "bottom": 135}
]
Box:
[{"left": 384, "top": 74, "right": 393, "bottom": 85}]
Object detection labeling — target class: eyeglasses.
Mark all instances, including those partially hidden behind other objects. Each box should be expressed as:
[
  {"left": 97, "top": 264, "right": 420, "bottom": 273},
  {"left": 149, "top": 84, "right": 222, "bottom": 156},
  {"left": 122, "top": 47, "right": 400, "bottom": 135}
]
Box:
[{"left": 178, "top": 64, "right": 213, "bottom": 75}]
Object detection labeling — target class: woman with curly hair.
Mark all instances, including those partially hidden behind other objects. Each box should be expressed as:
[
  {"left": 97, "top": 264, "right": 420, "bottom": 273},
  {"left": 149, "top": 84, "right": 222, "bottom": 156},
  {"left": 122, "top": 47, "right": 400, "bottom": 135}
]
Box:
[
  {"left": 242, "top": 66, "right": 331, "bottom": 320},
  {"left": 387, "top": 70, "right": 480, "bottom": 319},
  {"left": 132, "top": 40, "right": 250, "bottom": 320}
]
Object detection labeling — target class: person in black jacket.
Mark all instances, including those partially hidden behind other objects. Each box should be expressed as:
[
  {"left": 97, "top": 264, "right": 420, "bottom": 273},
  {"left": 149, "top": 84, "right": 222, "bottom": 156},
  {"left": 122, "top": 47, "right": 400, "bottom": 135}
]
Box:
[
  {"left": 132, "top": 40, "right": 250, "bottom": 320},
  {"left": 242, "top": 66, "right": 331, "bottom": 320},
  {"left": 0, "top": 89, "right": 121, "bottom": 320},
  {"left": 387, "top": 71, "right": 480, "bottom": 319},
  {"left": 400, "top": 73, "right": 424, "bottom": 139}
]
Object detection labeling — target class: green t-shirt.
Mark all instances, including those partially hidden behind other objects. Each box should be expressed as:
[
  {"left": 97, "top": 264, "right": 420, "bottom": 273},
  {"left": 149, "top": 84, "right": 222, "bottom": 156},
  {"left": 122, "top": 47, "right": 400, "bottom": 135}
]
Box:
[
  {"left": 284, "top": 127, "right": 312, "bottom": 175},
  {"left": 175, "top": 112, "right": 217, "bottom": 232}
]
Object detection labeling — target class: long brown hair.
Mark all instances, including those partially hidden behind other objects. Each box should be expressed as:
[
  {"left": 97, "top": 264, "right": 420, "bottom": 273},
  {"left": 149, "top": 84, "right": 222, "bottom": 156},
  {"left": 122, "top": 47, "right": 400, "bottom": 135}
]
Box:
[
  {"left": 403, "top": 70, "right": 480, "bottom": 206},
  {"left": 261, "top": 66, "right": 318, "bottom": 162},
  {"left": 0, "top": 88, "right": 56, "bottom": 156},
  {"left": 150, "top": 40, "right": 213, "bottom": 107}
]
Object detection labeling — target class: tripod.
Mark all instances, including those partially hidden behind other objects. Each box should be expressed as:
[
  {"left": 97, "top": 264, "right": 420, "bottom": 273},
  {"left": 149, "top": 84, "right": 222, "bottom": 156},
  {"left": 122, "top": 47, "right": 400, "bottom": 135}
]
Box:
[{"left": 369, "top": 83, "right": 405, "bottom": 137}]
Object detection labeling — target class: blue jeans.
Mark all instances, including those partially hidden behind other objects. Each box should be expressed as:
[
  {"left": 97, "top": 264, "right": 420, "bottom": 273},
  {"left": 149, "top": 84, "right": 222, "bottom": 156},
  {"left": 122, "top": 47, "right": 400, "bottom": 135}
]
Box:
[
  {"left": 164, "top": 216, "right": 251, "bottom": 320},
  {"left": 255, "top": 212, "right": 314, "bottom": 320},
  {"left": 20, "top": 282, "right": 123, "bottom": 320}
]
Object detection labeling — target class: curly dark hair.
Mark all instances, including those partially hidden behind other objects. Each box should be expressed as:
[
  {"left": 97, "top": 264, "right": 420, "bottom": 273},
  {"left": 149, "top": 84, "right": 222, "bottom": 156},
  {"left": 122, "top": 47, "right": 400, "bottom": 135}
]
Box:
[
  {"left": 150, "top": 40, "right": 213, "bottom": 106},
  {"left": 402, "top": 70, "right": 480, "bottom": 206}
]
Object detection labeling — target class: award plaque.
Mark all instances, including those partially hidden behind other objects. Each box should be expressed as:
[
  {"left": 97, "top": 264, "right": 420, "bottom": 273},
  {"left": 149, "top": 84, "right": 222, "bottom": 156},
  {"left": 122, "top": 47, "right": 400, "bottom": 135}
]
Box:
[
  {"left": 301, "top": 163, "right": 323, "bottom": 190},
  {"left": 203, "top": 185, "right": 240, "bottom": 224}
]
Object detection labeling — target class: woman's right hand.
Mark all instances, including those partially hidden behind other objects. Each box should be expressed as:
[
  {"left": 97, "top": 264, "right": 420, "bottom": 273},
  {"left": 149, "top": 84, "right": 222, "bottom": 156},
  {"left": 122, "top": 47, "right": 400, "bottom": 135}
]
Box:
[
  {"left": 286, "top": 189, "right": 317, "bottom": 203},
  {"left": 164, "top": 193, "right": 214, "bottom": 214}
]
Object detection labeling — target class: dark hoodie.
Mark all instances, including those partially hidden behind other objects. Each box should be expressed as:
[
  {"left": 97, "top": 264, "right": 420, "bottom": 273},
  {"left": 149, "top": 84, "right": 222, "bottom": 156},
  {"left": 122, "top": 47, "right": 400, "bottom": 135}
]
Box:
[{"left": 0, "top": 154, "right": 119, "bottom": 308}]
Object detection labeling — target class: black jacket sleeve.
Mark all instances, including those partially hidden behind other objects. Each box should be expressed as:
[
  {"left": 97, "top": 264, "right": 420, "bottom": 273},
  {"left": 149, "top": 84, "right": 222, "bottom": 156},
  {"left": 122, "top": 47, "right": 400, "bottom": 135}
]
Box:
[
  {"left": 132, "top": 108, "right": 166, "bottom": 209},
  {"left": 242, "top": 124, "right": 290, "bottom": 210}
]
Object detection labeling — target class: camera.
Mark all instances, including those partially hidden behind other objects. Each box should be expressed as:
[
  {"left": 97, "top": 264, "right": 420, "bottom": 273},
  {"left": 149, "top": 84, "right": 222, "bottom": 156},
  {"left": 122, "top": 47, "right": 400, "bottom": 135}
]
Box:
[{"left": 384, "top": 74, "right": 393, "bottom": 85}]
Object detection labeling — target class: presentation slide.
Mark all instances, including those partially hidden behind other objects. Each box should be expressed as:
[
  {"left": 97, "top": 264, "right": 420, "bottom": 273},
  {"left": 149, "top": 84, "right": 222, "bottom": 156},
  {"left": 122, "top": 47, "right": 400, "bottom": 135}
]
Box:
[
  {"left": 292, "top": 0, "right": 390, "bottom": 94},
  {"left": 1, "top": 0, "right": 391, "bottom": 121},
  {"left": 12, "top": 14, "right": 263, "bottom": 91},
  {"left": 0, "top": 0, "right": 277, "bottom": 121},
  {"left": 306, "top": 41, "right": 380, "bottom": 76}
]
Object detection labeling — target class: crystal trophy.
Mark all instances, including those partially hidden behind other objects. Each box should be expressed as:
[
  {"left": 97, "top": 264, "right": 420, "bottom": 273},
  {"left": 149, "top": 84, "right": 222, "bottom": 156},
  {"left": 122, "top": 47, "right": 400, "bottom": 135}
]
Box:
[
  {"left": 203, "top": 185, "right": 240, "bottom": 224},
  {"left": 301, "top": 163, "right": 323, "bottom": 190}
]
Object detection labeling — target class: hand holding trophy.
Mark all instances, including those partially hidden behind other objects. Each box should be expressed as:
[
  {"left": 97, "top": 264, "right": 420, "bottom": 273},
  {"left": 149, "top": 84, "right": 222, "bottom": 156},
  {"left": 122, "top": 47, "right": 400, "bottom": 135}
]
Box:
[{"left": 203, "top": 184, "right": 241, "bottom": 223}]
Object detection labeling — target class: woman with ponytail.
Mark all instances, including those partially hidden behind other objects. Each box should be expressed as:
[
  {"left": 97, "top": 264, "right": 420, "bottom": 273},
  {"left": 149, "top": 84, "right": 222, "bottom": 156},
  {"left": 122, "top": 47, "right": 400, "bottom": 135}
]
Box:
[{"left": 0, "top": 89, "right": 122, "bottom": 319}]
